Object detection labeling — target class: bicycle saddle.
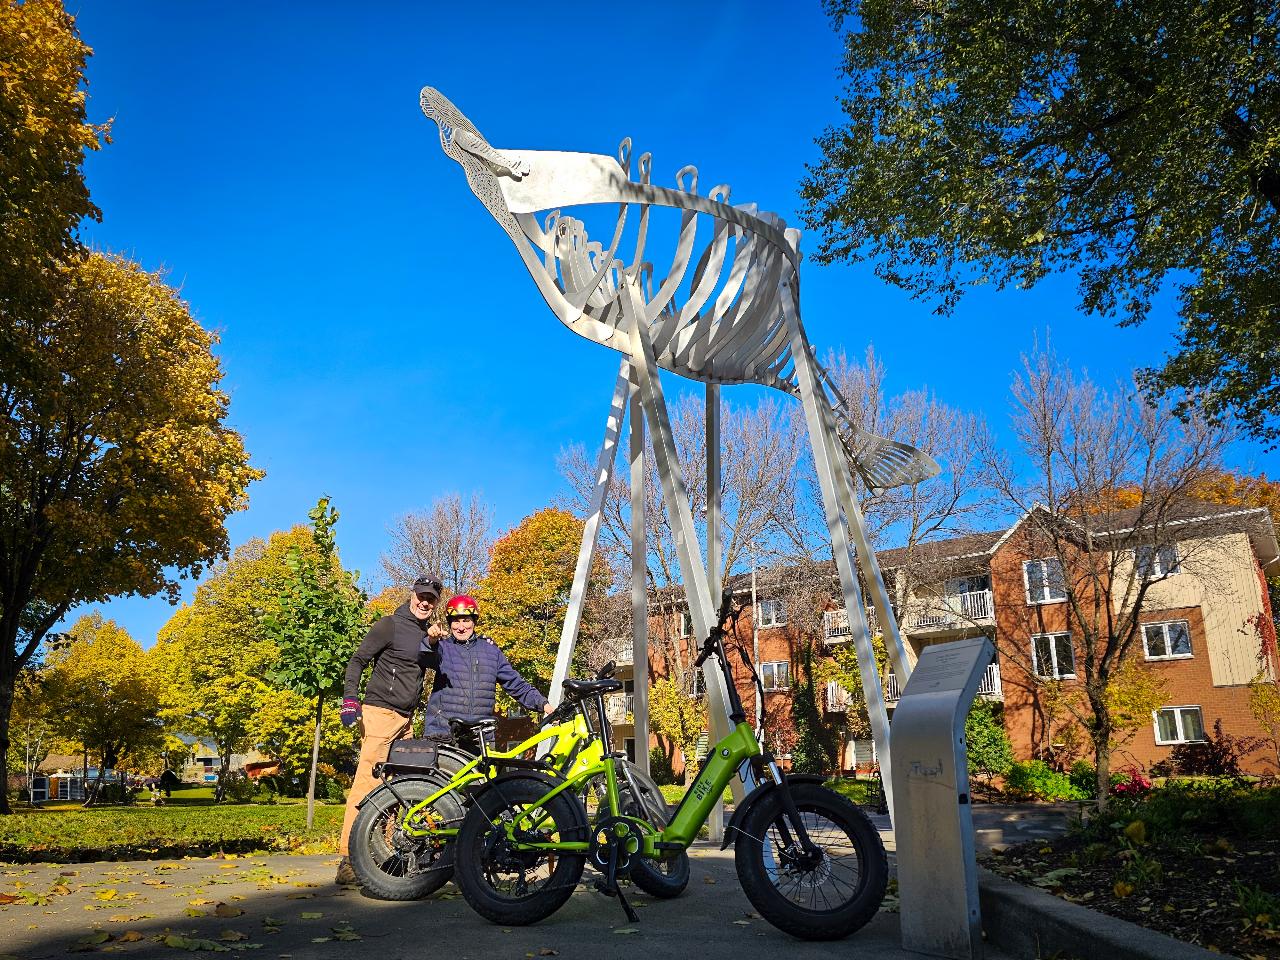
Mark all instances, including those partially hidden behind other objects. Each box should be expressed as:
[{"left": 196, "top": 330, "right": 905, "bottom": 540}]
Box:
[
  {"left": 448, "top": 716, "right": 498, "bottom": 732},
  {"left": 561, "top": 677, "right": 623, "bottom": 698}
]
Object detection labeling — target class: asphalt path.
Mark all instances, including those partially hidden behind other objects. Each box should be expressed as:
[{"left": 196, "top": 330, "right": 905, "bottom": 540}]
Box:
[
  {"left": 2, "top": 802, "right": 1081, "bottom": 960},
  {"left": 0, "top": 841, "right": 1024, "bottom": 960}
]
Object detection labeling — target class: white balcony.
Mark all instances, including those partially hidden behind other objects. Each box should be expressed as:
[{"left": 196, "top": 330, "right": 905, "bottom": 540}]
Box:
[
  {"left": 976, "top": 662, "right": 1003, "bottom": 699},
  {"left": 603, "top": 636, "right": 634, "bottom": 667},
  {"left": 826, "top": 680, "right": 853, "bottom": 712},
  {"left": 823, "top": 606, "right": 880, "bottom": 643},
  {"left": 908, "top": 589, "right": 994, "bottom": 631},
  {"left": 884, "top": 672, "right": 902, "bottom": 701},
  {"left": 605, "top": 693, "right": 632, "bottom": 724}
]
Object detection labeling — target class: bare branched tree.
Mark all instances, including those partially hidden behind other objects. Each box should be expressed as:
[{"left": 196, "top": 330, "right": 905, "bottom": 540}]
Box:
[
  {"left": 380, "top": 493, "right": 495, "bottom": 594},
  {"left": 980, "top": 345, "right": 1233, "bottom": 805}
]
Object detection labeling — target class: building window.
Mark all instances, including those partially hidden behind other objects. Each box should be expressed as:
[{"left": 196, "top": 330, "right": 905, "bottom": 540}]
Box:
[
  {"left": 757, "top": 599, "right": 787, "bottom": 628},
  {"left": 1154, "top": 706, "right": 1206, "bottom": 745},
  {"left": 680, "top": 610, "right": 693, "bottom": 638},
  {"left": 690, "top": 669, "right": 705, "bottom": 698},
  {"left": 1143, "top": 621, "right": 1193, "bottom": 660},
  {"left": 1024, "top": 558, "right": 1067, "bottom": 604},
  {"left": 1031, "top": 632, "right": 1076, "bottom": 679},
  {"left": 1136, "top": 543, "right": 1181, "bottom": 579},
  {"left": 761, "top": 660, "right": 791, "bottom": 691}
]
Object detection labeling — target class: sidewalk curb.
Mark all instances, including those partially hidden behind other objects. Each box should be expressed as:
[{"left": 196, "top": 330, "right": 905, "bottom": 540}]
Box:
[{"left": 979, "top": 869, "right": 1218, "bottom": 960}]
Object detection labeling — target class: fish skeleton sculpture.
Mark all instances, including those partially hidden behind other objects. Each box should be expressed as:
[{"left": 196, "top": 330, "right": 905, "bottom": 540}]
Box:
[{"left": 420, "top": 86, "right": 939, "bottom": 492}]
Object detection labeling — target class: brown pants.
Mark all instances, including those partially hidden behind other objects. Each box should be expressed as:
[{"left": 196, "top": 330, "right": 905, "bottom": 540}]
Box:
[{"left": 338, "top": 704, "right": 412, "bottom": 856}]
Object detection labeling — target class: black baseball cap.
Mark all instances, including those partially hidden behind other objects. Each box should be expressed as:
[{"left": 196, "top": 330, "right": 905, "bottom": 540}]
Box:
[{"left": 411, "top": 576, "right": 442, "bottom": 600}]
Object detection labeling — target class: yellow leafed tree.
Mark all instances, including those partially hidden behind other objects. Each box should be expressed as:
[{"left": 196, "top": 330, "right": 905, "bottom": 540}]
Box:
[
  {"left": 42, "top": 614, "right": 164, "bottom": 804},
  {"left": 475, "top": 508, "right": 606, "bottom": 695},
  {"left": 0, "top": 252, "right": 263, "bottom": 812}
]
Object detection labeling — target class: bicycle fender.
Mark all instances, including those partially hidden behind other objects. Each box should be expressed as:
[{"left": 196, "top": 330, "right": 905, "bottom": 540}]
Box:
[
  {"left": 720, "top": 774, "right": 829, "bottom": 850},
  {"left": 355, "top": 771, "right": 452, "bottom": 810}
]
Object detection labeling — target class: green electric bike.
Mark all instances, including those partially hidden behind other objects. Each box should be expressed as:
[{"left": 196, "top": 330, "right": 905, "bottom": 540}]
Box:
[
  {"left": 348, "top": 663, "right": 687, "bottom": 902},
  {"left": 452, "top": 601, "right": 888, "bottom": 941}
]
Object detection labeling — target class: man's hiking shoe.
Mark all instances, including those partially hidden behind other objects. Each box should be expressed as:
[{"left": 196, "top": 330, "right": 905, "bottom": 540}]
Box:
[{"left": 335, "top": 857, "right": 357, "bottom": 885}]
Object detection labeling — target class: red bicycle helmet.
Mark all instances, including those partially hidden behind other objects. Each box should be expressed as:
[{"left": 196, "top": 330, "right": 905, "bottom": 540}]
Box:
[{"left": 444, "top": 594, "right": 480, "bottom": 621}]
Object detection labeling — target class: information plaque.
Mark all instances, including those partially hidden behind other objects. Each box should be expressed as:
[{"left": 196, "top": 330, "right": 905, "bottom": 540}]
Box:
[{"left": 890, "top": 637, "right": 996, "bottom": 960}]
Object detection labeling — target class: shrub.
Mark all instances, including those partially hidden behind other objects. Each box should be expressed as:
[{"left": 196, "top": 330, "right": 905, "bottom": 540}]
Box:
[
  {"left": 966, "top": 700, "right": 1014, "bottom": 782},
  {"left": 1096, "top": 779, "right": 1280, "bottom": 843},
  {"left": 648, "top": 746, "right": 678, "bottom": 786},
  {"left": 1111, "top": 767, "right": 1153, "bottom": 799},
  {"left": 1004, "top": 760, "right": 1090, "bottom": 801},
  {"left": 1169, "top": 720, "right": 1265, "bottom": 777},
  {"left": 220, "top": 772, "right": 258, "bottom": 804}
]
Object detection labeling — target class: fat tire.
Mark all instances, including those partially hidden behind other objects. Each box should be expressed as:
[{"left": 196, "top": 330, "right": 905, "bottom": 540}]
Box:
[
  {"left": 454, "top": 777, "right": 588, "bottom": 926},
  {"left": 733, "top": 782, "right": 887, "bottom": 941},
  {"left": 617, "top": 764, "right": 690, "bottom": 899},
  {"left": 349, "top": 777, "right": 463, "bottom": 901}
]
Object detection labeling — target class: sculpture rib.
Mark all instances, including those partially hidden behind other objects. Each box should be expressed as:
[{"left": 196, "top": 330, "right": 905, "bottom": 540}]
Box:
[{"left": 418, "top": 83, "right": 940, "bottom": 495}]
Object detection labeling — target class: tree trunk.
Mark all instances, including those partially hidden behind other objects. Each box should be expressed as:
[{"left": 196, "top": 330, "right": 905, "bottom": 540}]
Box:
[
  {"left": 306, "top": 698, "right": 323, "bottom": 830},
  {"left": 1094, "top": 737, "right": 1112, "bottom": 812},
  {"left": 83, "top": 751, "right": 107, "bottom": 808},
  {"left": 215, "top": 744, "right": 233, "bottom": 804},
  {"left": 0, "top": 681, "right": 13, "bottom": 814}
]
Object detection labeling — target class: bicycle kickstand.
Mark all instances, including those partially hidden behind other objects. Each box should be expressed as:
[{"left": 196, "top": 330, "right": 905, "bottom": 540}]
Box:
[{"left": 592, "top": 845, "right": 640, "bottom": 924}]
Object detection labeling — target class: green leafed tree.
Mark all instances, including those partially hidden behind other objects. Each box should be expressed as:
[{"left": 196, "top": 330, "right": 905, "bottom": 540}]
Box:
[
  {"left": 803, "top": 0, "right": 1280, "bottom": 442},
  {"left": 260, "top": 499, "right": 370, "bottom": 826},
  {"left": 153, "top": 527, "right": 318, "bottom": 802}
]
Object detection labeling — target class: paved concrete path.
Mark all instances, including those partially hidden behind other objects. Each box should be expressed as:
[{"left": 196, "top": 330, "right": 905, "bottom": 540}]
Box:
[
  {"left": 1, "top": 842, "right": 1024, "bottom": 960},
  {"left": 1, "top": 803, "right": 1078, "bottom": 960}
]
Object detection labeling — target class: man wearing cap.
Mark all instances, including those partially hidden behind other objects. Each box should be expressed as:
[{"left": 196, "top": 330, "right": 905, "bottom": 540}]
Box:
[{"left": 334, "top": 575, "right": 445, "bottom": 885}]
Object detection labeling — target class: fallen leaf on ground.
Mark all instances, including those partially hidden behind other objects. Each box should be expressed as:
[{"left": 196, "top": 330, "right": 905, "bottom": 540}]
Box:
[
  {"left": 94, "top": 890, "right": 118, "bottom": 901},
  {"left": 214, "top": 903, "right": 244, "bottom": 918},
  {"left": 614, "top": 928, "right": 639, "bottom": 934},
  {"left": 119, "top": 931, "right": 145, "bottom": 943},
  {"left": 537, "top": 950, "right": 559, "bottom": 956},
  {"left": 218, "top": 931, "right": 248, "bottom": 942},
  {"left": 0, "top": 894, "right": 19, "bottom": 905},
  {"left": 298, "top": 912, "right": 322, "bottom": 920}
]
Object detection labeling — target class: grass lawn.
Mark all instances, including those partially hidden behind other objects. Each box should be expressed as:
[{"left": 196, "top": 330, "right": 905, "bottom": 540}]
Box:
[{"left": 0, "top": 804, "right": 344, "bottom": 864}]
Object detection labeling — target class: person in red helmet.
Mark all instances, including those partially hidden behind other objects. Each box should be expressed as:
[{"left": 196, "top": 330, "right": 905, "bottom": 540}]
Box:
[{"left": 420, "top": 593, "right": 554, "bottom": 742}]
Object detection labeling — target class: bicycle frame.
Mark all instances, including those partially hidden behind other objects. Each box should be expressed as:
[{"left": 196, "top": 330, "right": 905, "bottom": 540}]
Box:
[
  {"left": 497, "top": 614, "right": 771, "bottom": 857},
  {"left": 394, "top": 711, "right": 602, "bottom": 840}
]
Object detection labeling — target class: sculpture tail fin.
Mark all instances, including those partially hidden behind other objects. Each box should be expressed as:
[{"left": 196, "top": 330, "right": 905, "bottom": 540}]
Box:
[{"left": 812, "top": 352, "right": 942, "bottom": 494}]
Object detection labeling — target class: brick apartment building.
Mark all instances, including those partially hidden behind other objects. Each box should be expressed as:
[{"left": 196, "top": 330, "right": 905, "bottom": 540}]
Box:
[{"left": 603, "top": 498, "right": 1279, "bottom": 777}]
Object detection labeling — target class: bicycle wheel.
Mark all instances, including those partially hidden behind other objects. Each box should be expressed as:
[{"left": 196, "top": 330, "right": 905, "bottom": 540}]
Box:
[
  {"left": 618, "top": 763, "right": 690, "bottom": 899},
  {"left": 733, "top": 782, "right": 887, "bottom": 940},
  {"left": 454, "top": 776, "right": 588, "bottom": 926},
  {"left": 349, "top": 776, "right": 463, "bottom": 901}
]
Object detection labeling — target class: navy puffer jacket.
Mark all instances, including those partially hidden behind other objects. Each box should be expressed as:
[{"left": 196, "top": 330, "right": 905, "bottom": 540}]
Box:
[{"left": 420, "top": 633, "right": 548, "bottom": 739}]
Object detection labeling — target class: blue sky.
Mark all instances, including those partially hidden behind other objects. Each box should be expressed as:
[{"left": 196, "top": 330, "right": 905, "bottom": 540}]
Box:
[{"left": 65, "top": 1, "right": 1278, "bottom": 646}]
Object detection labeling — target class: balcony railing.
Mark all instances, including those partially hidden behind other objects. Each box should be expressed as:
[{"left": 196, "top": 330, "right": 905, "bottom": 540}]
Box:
[
  {"left": 976, "top": 662, "right": 1002, "bottom": 699},
  {"left": 908, "top": 589, "right": 994, "bottom": 630},
  {"left": 827, "top": 662, "right": 1002, "bottom": 708},
  {"left": 605, "top": 693, "right": 631, "bottom": 724},
  {"left": 823, "top": 606, "right": 880, "bottom": 642},
  {"left": 884, "top": 672, "right": 902, "bottom": 701}
]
